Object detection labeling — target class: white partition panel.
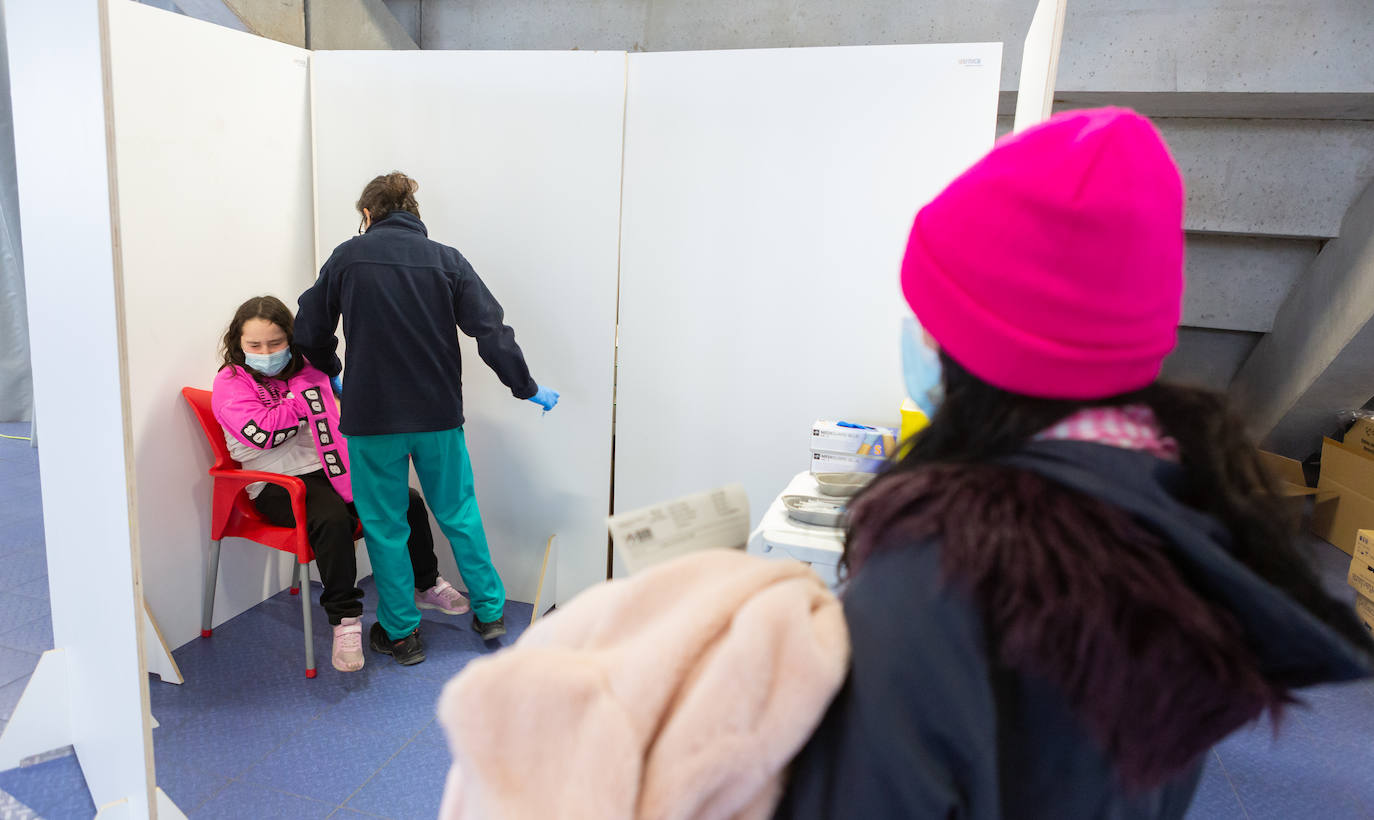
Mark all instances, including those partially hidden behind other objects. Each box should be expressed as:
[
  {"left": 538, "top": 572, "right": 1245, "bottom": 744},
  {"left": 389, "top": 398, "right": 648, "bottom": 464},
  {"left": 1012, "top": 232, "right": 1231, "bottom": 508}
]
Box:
[
  {"left": 1013, "top": 0, "right": 1068, "bottom": 133},
  {"left": 3, "top": 0, "right": 153, "bottom": 813},
  {"left": 107, "top": 1, "right": 316, "bottom": 648},
  {"left": 616, "top": 45, "right": 1002, "bottom": 538},
  {"left": 311, "top": 51, "right": 625, "bottom": 603}
]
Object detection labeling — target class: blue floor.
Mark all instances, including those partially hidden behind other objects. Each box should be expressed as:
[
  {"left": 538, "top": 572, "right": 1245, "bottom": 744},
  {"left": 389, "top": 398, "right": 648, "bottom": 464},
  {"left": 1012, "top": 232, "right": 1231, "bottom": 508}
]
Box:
[
  {"left": 2, "top": 419, "right": 1374, "bottom": 818},
  {"left": 145, "top": 578, "right": 532, "bottom": 818},
  {"left": 0, "top": 422, "right": 532, "bottom": 818},
  {"left": 0, "top": 422, "right": 49, "bottom": 739}
]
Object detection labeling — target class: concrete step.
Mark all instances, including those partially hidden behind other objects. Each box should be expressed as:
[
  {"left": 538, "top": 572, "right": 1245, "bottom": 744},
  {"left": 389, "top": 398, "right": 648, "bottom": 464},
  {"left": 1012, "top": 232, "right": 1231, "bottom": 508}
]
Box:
[
  {"left": 1183, "top": 234, "right": 1320, "bottom": 333},
  {"left": 1162, "top": 118, "right": 1374, "bottom": 239},
  {"left": 998, "top": 91, "right": 1374, "bottom": 120},
  {"left": 1163, "top": 327, "right": 1262, "bottom": 389},
  {"left": 1048, "top": 92, "right": 1374, "bottom": 121},
  {"left": 1059, "top": 1, "right": 1374, "bottom": 97},
  {"left": 995, "top": 116, "right": 1373, "bottom": 239}
]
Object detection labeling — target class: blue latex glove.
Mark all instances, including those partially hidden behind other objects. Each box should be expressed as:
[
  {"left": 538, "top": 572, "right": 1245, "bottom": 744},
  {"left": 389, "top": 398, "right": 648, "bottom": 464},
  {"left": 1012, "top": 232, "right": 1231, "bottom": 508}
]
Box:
[
  {"left": 528, "top": 385, "right": 560, "bottom": 412},
  {"left": 329, "top": 374, "right": 344, "bottom": 397}
]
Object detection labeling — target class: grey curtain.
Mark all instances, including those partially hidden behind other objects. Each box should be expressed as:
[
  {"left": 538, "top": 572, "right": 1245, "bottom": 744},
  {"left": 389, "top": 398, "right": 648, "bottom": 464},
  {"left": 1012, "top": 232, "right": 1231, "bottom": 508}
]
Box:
[{"left": 0, "top": 3, "right": 32, "bottom": 422}]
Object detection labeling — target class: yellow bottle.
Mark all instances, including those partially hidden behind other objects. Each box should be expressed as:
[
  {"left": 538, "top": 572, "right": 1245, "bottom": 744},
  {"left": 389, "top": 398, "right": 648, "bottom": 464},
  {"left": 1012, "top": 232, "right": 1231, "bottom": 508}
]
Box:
[{"left": 899, "top": 397, "right": 930, "bottom": 449}]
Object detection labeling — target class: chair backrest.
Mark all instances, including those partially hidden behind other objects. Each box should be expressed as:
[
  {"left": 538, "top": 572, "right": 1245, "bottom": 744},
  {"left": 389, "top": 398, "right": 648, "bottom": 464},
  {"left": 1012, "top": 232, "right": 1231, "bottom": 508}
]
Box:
[{"left": 181, "top": 386, "right": 239, "bottom": 472}]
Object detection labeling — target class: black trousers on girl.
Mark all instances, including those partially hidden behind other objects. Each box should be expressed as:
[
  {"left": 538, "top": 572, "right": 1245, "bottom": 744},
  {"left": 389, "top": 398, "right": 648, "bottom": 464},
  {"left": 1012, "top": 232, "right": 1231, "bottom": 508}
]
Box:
[{"left": 254, "top": 470, "right": 440, "bottom": 624}]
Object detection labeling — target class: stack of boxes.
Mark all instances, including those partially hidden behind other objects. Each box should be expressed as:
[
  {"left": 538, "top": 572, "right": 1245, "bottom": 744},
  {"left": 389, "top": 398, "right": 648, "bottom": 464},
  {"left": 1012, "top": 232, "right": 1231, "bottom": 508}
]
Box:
[
  {"left": 1311, "top": 416, "right": 1374, "bottom": 556},
  {"left": 1263, "top": 416, "right": 1374, "bottom": 559},
  {"left": 1328, "top": 418, "right": 1374, "bottom": 634},
  {"left": 1263, "top": 417, "right": 1374, "bottom": 635},
  {"left": 810, "top": 420, "right": 899, "bottom": 474}
]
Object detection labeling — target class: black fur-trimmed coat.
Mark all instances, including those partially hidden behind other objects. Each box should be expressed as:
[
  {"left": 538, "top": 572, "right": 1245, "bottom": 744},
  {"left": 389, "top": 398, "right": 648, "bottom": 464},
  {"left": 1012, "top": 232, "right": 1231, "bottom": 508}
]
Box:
[{"left": 774, "top": 441, "right": 1371, "bottom": 820}]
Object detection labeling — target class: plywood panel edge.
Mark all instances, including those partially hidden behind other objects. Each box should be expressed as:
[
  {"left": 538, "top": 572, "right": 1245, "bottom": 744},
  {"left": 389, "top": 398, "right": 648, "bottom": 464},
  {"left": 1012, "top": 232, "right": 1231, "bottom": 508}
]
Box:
[{"left": 98, "top": 4, "right": 173, "bottom": 811}]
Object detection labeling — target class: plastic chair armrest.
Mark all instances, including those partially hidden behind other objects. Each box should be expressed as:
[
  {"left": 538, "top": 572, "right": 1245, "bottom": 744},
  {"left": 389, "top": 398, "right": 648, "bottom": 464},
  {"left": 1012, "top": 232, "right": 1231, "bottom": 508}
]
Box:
[{"left": 209, "top": 469, "right": 310, "bottom": 536}]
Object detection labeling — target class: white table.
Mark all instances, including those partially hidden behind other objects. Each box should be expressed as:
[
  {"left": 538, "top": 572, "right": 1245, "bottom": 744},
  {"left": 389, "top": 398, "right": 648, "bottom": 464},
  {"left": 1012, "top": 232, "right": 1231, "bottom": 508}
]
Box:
[{"left": 748, "top": 471, "right": 846, "bottom": 588}]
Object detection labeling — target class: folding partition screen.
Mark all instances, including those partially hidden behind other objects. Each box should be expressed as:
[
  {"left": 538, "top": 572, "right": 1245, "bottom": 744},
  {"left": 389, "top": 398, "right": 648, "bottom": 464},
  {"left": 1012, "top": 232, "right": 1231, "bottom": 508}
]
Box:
[
  {"left": 614, "top": 44, "right": 1003, "bottom": 537},
  {"left": 108, "top": 1, "right": 317, "bottom": 650},
  {"left": 91, "top": 14, "right": 1006, "bottom": 649},
  {"left": 310, "top": 49, "right": 626, "bottom": 608},
  {"left": 110, "top": 15, "right": 625, "bottom": 648},
  {"left": 2, "top": 1, "right": 159, "bottom": 815}
]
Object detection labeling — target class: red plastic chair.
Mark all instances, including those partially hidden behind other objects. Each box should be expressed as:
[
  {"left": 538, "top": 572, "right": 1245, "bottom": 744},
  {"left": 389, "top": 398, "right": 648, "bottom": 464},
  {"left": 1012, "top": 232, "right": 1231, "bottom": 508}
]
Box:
[{"left": 181, "top": 386, "right": 359, "bottom": 678}]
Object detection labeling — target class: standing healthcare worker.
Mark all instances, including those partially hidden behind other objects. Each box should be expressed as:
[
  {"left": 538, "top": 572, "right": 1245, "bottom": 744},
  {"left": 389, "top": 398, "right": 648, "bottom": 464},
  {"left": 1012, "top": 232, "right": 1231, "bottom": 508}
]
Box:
[
  {"left": 774, "top": 109, "right": 1374, "bottom": 818},
  {"left": 295, "top": 172, "right": 559, "bottom": 667}
]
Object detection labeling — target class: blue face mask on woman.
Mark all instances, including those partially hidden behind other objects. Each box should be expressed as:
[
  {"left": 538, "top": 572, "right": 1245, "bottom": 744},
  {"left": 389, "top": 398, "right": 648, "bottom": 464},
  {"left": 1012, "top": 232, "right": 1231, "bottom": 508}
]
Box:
[
  {"left": 901, "top": 316, "right": 944, "bottom": 418},
  {"left": 245, "top": 348, "right": 292, "bottom": 378}
]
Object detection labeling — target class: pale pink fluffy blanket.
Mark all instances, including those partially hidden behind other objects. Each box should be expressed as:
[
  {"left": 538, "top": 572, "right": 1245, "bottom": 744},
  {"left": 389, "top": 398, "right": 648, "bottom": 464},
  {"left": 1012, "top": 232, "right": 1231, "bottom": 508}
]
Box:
[{"left": 437, "top": 549, "right": 850, "bottom": 820}]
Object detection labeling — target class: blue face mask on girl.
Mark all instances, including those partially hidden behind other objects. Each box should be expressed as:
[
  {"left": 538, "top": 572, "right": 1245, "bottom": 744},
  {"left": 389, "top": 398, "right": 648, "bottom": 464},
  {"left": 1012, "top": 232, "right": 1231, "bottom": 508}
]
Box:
[
  {"left": 245, "top": 348, "right": 292, "bottom": 378},
  {"left": 901, "top": 316, "right": 944, "bottom": 418}
]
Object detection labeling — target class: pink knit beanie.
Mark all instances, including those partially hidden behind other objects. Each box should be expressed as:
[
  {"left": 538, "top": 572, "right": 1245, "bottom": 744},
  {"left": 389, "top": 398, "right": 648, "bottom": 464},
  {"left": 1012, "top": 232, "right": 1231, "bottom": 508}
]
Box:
[{"left": 901, "top": 107, "right": 1185, "bottom": 400}]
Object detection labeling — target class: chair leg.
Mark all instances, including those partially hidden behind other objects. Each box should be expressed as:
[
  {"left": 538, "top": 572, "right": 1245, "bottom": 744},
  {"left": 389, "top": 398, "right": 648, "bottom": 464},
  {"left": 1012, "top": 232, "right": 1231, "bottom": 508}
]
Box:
[
  {"left": 290, "top": 560, "right": 300, "bottom": 595},
  {"left": 201, "top": 539, "right": 221, "bottom": 638},
  {"left": 300, "top": 560, "right": 316, "bottom": 678}
]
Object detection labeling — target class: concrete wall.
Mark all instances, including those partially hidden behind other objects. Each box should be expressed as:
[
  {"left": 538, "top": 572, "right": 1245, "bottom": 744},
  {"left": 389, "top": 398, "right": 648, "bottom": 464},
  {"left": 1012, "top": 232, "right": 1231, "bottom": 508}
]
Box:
[
  {"left": 308, "top": 0, "right": 416, "bottom": 49},
  {"left": 143, "top": 0, "right": 416, "bottom": 48},
  {"left": 410, "top": 0, "right": 1035, "bottom": 69},
  {"left": 230, "top": 0, "right": 304, "bottom": 47},
  {"left": 382, "top": 0, "right": 420, "bottom": 43},
  {"left": 0, "top": 1, "right": 31, "bottom": 423}
]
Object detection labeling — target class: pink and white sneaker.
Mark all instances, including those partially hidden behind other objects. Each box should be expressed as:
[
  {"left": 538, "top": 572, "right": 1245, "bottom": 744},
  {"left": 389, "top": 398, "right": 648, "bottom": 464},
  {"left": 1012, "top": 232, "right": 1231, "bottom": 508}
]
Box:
[
  {"left": 332, "top": 617, "right": 364, "bottom": 672},
  {"left": 415, "top": 577, "right": 470, "bottom": 615}
]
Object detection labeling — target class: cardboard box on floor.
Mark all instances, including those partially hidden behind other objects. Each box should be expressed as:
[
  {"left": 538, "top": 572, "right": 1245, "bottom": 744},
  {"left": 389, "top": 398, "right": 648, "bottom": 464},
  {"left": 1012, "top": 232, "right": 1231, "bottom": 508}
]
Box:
[
  {"left": 1348, "top": 530, "right": 1374, "bottom": 601},
  {"left": 1257, "top": 450, "right": 1336, "bottom": 541},
  {"left": 1310, "top": 423, "right": 1374, "bottom": 555},
  {"left": 1355, "top": 594, "right": 1374, "bottom": 636},
  {"left": 1342, "top": 417, "right": 1374, "bottom": 459},
  {"left": 1345, "top": 531, "right": 1374, "bottom": 637},
  {"left": 1259, "top": 450, "right": 1322, "bottom": 498}
]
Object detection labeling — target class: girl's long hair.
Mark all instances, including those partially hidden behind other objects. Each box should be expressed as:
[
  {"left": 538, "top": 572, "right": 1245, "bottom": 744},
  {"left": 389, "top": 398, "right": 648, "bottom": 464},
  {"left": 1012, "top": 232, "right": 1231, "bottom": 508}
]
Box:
[{"left": 218, "top": 295, "right": 305, "bottom": 386}]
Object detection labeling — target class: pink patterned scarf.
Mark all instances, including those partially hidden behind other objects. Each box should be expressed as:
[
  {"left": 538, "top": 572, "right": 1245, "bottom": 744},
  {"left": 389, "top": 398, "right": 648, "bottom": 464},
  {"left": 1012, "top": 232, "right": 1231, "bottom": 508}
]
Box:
[{"left": 1035, "top": 405, "right": 1180, "bottom": 462}]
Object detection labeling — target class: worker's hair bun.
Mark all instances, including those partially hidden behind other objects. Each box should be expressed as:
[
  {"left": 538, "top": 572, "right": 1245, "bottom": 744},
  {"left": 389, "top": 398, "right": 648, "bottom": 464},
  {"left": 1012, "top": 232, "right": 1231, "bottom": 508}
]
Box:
[{"left": 357, "top": 171, "right": 420, "bottom": 222}]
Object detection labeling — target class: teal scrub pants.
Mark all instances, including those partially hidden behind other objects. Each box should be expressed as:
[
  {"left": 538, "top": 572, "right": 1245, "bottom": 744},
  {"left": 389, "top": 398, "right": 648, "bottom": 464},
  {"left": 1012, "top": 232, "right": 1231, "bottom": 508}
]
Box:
[{"left": 346, "top": 427, "right": 506, "bottom": 638}]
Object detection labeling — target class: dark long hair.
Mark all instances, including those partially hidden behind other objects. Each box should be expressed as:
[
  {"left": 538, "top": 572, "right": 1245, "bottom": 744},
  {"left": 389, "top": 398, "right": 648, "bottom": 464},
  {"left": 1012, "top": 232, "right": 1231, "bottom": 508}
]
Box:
[
  {"left": 218, "top": 295, "right": 305, "bottom": 385},
  {"left": 357, "top": 171, "right": 420, "bottom": 225},
  {"left": 846, "top": 352, "right": 1374, "bottom": 656}
]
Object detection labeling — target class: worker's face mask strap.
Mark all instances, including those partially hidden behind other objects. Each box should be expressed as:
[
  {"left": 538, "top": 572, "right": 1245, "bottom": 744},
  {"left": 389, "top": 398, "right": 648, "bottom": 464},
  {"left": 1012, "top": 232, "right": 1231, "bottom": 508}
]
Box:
[{"left": 901, "top": 316, "right": 944, "bottom": 418}]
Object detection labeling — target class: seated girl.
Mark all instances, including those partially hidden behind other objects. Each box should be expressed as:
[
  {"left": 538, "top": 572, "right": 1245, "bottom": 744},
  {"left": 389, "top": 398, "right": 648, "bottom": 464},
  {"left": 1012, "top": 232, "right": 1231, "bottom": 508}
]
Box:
[{"left": 211, "top": 295, "right": 468, "bottom": 672}]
